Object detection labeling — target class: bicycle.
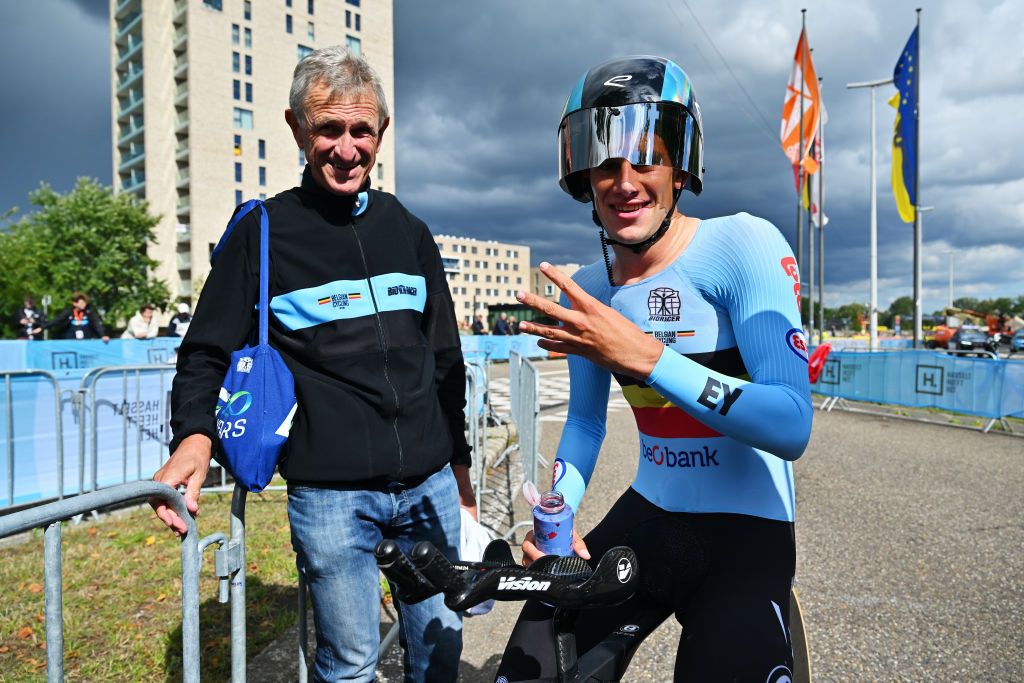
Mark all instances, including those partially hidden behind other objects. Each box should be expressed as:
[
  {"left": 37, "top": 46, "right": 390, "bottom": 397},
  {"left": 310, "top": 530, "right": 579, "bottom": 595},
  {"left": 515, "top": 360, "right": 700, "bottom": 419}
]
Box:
[{"left": 375, "top": 539, "right": 812, "bottom": 683}]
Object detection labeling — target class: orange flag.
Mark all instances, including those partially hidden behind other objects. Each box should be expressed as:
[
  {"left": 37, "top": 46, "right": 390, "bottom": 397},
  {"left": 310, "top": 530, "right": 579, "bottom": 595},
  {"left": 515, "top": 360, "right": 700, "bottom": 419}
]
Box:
[{"left": 781, "top": 28, "right": 821, "bottom": 176}]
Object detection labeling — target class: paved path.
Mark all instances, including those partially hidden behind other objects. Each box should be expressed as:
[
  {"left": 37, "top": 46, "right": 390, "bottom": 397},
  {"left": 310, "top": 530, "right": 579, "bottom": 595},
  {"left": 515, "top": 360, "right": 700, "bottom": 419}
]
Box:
[{"left": 255, "top": 358, "right": 1023, "bottom": 682}]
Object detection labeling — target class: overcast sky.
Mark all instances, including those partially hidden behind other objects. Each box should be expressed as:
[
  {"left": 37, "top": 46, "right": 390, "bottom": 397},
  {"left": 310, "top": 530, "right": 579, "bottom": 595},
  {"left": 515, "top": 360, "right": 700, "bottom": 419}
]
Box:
[{"left": 1, "top": 0, "right": 1021, "bottom": 313}]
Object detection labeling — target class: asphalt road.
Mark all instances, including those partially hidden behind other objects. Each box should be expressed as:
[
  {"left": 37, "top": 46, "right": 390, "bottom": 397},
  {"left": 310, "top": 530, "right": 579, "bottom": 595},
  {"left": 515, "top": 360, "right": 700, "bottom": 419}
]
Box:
[{"left": 255, "top": 357, "right": 1023, "bottom": 682}]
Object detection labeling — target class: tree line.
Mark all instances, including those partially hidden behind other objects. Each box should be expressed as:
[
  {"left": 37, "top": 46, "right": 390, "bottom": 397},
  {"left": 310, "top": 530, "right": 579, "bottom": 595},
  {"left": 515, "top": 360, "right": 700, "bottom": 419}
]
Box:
[{"left": 0, "top": 179, "right": 170, "bottom": 338}]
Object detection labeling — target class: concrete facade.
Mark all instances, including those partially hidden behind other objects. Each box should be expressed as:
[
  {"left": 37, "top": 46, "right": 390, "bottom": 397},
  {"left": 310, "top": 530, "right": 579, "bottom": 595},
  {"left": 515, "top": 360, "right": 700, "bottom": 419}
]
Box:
[{"left": 110, "top": 0, "right": 394, "bottom": 308}]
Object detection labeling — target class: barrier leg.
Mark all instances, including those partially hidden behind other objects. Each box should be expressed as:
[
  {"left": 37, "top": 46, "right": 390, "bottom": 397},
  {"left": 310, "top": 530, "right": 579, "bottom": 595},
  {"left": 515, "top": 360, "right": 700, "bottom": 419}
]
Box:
[{"left": 44, "top": 521, "right": 63, "bottom": 683}]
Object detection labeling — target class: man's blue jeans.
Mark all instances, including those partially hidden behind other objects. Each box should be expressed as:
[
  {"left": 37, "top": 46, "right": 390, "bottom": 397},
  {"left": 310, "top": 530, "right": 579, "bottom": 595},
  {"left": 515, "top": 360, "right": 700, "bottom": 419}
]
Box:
[{"left": 288, "top": 465, "right": 463, "bottom": 682}]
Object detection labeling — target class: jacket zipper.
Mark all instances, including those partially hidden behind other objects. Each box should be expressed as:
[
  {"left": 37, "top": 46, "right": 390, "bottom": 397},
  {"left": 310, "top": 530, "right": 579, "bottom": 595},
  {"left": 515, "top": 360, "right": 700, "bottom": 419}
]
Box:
[{"left": 350, "top": 222, "right": 405, "bottom": 478}]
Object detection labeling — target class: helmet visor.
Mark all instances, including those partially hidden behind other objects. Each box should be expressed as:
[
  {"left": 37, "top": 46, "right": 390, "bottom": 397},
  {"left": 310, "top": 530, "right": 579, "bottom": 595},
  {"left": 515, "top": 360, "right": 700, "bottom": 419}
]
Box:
[{"left": 558, "top": 101, "right": 701, "bottom": 199}]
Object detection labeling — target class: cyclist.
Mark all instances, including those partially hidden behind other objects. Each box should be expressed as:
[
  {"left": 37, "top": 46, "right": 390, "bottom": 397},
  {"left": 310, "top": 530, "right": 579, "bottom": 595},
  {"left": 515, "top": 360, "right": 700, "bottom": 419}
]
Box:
[{"left": 497, "top": 56, "right": 813, "bottom": 681}]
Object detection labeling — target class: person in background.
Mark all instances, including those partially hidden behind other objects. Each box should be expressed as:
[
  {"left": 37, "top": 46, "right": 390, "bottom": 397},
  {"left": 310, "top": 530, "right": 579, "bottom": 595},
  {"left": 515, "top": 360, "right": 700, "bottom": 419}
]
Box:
[
  {"left": 492, "top": 311, "right": 511, "bottom": 335},
  {"left": 122, "top": 304, "right": 160, "bottom": 339},
  {"left": 46, "top": 292, "right": 109, "bottom": 342},
  {"left": 167, "top": 302, "right": 193, "bottom": 337},
  {"left": 471, "top": 313, "right": 487, "bottom": 335},
  {"left": 508, "top": 315, "right": 520, "bottom": 334},
  {"left": 12, "top": 295, "right": 46, "bottom": 340}
]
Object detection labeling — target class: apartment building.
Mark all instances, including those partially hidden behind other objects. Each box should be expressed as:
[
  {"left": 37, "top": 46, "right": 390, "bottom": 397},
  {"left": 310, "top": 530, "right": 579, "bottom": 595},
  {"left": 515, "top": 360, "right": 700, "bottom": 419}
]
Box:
[
  {"left": 110, "top": 0, "right": 394, "bottom": 305},
  {"left": 531, "top": 263, "right": 583, "bottom": 302},
  {"left": 432, "top": 235, "right": 531, "bottom": 326}
]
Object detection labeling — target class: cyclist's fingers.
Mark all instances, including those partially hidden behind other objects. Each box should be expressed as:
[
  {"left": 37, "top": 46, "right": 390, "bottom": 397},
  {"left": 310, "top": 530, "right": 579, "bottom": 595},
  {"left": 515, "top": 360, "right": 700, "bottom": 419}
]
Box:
[
  {"left": 536, "top": 262, "right": 595, "bottom": 311},
  {"left": 572, "top": 531, "right": 591, "bottom": 560},
  {"left": 514, "top": 290, "right": 584, "bottom": 329},
  {"left": 521, "top": 531, "right": 544, "bottom": 566}
]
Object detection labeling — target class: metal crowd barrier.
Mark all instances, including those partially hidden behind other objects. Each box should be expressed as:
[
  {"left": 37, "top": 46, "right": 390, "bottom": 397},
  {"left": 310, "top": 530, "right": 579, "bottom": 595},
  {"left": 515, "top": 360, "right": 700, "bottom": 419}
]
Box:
[
  {"left": 1, "top": 370, "right": 64, "bottom": 510},
  {"left": 497, "top": 351, "right": 543, "bottom": 539},
  {"left": 0, "top": 481, "right": 203, "bottom": 683}
]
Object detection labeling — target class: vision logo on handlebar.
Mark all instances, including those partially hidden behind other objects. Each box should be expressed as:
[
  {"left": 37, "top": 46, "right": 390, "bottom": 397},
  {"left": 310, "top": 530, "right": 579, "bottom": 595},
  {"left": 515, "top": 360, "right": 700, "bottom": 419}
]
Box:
[{"left": 498, "top": 576, "right": 551, "bottom": 591}]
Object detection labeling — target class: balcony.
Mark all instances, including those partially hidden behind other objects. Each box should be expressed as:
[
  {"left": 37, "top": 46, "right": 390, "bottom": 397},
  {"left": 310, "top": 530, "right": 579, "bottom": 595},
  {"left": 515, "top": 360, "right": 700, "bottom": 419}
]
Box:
[
  {"left": 116, "top": 38, "right": 142, "bottom": 65},
  {"left": 116, "top": 11, "right": 141, "bottom": 38},
  {"left": 121, "top": 175, "right": 146, "bottom": 195},
  {"left": 177, "top": 252, "right": 192, "bottom": 270},
  {"left": 115, "top": 0, "right": 139, "bottom": 17},
  {"left": 176, "top": 224, "right": 191, "bottom": 244},
  {"left": 117, "top": 122, "right": 144, "bottom": 145},
  {"left": 176, "top": 197, "right": 191, "bottom": 214},
  {"left": 118, "top": 149, "right": 145, "bottom": 173},
  {"left": 173, "top": 26, "right": 188, "bottom": 51},
  {"left": 174, "top": 82, "right": 188, "bottom": 105},
  {"left": 175, "top": 110, "right": 189, "bottom": 132},
  {"left": 117, "top": 94, "right": 144, "bottom": 120},
  {"left": 177, "top": 280, "right": 193, "bottom": 298},
  {"left": 173, "top": 0, "right": 187, "bottom": 21},
  {"left": 441, "top": 256, "right": 462, "bottom": 273},
  {"left": 174, "top": 54, "right": 188, "bottom": 77},
  {"left": 176, "top": 168, "right": 190, "bottom": 188},
  {"left": 116, "top": 64, "right": 143, "bottom": 91},
  {"left": 175, "top": 140, "right": 190, "bottom": 160}
]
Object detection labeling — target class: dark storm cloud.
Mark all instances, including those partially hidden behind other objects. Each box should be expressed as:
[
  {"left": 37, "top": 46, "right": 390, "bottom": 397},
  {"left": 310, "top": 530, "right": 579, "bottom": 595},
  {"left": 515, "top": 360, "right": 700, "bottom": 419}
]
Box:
[{"left": 393, "top": 0, "right": 1023, "bottom": 311}]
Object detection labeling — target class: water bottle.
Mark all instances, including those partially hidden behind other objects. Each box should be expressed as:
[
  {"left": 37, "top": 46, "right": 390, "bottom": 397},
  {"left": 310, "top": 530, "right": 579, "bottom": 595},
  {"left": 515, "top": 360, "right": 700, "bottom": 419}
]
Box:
[{"left": 532, "top": 490, "right": 575, "bottom": 556}]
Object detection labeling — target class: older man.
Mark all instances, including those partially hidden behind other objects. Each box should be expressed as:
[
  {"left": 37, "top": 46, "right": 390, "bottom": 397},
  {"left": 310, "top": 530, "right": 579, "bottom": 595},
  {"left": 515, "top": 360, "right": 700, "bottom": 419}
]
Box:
[{"left": 153, "top": 47, "right": 473, "bottom": 682}]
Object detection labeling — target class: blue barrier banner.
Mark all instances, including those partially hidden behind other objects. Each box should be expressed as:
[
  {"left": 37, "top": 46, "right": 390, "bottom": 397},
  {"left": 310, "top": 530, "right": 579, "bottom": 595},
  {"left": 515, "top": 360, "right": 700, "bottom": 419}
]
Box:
[
  {"left": 826, "top": 338, "right": 913, "bottom": 351},
  {"left": 814, "top": 350, "right": 1014, "bottom": 418},
  {"left": 1001, "top": 361, "right": 1024, "bottom": 418},
  {"left": 460, "top": 335, "right": 547, "bottom": 361},
  {"left": 0, "top": 339, "right": 181, "bottom": 378}
]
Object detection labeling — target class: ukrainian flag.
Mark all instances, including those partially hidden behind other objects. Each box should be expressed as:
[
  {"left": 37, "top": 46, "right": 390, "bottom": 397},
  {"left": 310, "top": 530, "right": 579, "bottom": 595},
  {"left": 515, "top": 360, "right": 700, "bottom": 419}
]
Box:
[{"left": 891, "top": 27, "right": 918, "bottom": 223}]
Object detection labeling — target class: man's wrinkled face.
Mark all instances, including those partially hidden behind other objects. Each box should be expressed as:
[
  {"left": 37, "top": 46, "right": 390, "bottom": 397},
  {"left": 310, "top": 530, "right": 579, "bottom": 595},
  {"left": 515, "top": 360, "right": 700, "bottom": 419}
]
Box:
[{"left": 286, "top": 81, "right": 388, "bottom": 196}]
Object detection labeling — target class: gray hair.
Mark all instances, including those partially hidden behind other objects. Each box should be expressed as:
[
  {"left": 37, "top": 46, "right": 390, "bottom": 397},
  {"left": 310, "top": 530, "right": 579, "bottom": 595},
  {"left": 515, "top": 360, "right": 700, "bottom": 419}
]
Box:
[{"left": 290, "top": 46, "right": 389, "bottom": 128}]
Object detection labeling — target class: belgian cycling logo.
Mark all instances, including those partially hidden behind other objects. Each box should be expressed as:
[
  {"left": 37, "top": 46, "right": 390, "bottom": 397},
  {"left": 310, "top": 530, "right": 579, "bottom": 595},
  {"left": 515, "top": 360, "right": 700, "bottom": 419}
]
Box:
[
  {"left": 765, "top": 665, "right": 793, "bottom": 683},
  {"left": 236, "top": 357, "right": 254, "bottom": 373},
  {"left": 317, "top": 292, "right": 362, "bottom": 309},
  {"left": 785, "top": 328, "right": 809, "bottom": 362},
  {"left": 387, "top": 284, "right": 418, "bottom": 296},
  {"left": 646, "top": 329, "right": 695, "bottom": 345},
  {"left": 647, "top": 287, "right": 681, "bottom": 322},
  {"left": 552, "top": 458, "right": 566, "bottom": 488},
  {"left": 216, "top": 389, "right": 253, "bottom": 417},
  {"left": 616, "top": 558, "right": 633, "bottom": 583}
]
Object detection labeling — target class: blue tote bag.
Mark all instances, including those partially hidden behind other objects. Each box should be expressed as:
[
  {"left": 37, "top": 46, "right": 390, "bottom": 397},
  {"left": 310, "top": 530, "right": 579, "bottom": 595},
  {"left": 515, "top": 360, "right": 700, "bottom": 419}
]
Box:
[{"left": 213, "top": 200, "right": 297, "bottom": 492}]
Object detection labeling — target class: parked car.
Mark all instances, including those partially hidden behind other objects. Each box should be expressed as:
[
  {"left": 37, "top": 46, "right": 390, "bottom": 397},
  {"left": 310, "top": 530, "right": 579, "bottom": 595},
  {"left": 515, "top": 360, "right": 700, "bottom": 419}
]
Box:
[
  {"left": 949, "top": 328, "right": 997, "bottom": 356},
  {"left": 1010, "top": 330, "right": 1024, "bottom": 355}
]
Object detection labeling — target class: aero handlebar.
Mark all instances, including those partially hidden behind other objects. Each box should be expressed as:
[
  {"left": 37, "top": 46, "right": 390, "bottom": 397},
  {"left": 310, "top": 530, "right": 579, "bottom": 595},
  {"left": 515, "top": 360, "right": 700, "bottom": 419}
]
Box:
[{"left": 375, "top": 539, "right": 638, "bottom": 613}]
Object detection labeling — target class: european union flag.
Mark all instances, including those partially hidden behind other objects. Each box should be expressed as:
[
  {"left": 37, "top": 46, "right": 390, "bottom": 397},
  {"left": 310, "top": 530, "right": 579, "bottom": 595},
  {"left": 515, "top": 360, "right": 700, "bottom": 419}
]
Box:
[{"left": 893, "top": 27, "right": 918, "bottom": 215}]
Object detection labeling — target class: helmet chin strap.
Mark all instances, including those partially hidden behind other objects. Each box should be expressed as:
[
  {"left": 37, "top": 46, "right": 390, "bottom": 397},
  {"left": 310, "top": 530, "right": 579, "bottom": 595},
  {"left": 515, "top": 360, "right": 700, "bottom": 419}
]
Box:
[{"left": 593, "top": 188, "right": 682, "bottom": 286}]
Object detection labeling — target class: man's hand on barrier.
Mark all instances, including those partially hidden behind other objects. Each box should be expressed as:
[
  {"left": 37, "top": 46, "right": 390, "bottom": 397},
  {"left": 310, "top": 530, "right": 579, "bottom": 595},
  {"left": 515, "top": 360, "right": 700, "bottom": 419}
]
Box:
[
  {"left": 515, "top": 262, "right": 664, "bottom": 380},
  {"left": 151, "top": 434, "right": 213, "bottom": 537},
  {"left": 520, "top": 528, "right": 590, "bottom": 567},
  {"left": 452, "top": 464, "right": 478, "bottom": 521}
]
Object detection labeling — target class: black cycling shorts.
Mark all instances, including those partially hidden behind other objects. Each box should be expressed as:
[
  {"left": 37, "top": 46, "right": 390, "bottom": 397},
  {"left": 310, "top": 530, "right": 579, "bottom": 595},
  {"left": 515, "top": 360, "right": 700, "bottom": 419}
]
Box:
[{"left": 496, "top": 487, "right": 796, "bottom": 682}]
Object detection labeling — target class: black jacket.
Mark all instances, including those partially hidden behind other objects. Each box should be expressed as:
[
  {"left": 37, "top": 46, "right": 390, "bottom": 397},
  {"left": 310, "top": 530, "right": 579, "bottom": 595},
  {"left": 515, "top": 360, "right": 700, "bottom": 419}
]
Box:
[
  {"left": 47, "top": 306, "right": 106, "bottom": 340},
  {"left": 170, "top": 172, "right": 471, "bottom": 485}
]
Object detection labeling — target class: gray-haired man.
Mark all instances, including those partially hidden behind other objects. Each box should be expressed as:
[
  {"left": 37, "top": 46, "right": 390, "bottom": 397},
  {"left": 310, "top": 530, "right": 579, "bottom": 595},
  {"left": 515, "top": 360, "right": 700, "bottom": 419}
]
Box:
[{"left": 153, "top": 46, "right": 474, "bottom": 682}]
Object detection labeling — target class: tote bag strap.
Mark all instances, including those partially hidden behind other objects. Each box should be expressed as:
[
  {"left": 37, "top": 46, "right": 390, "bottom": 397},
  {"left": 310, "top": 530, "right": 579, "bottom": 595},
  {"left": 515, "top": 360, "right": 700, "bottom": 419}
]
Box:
[{"left": 257, "top": 202, "right": 270, "bottom": 346}]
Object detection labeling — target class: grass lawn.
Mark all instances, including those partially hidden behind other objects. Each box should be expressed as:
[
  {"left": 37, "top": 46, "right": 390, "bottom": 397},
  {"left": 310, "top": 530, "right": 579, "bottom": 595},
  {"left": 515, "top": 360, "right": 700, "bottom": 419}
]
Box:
[{"left": 0, "top": 486, "right": 299, "bottom": 681}]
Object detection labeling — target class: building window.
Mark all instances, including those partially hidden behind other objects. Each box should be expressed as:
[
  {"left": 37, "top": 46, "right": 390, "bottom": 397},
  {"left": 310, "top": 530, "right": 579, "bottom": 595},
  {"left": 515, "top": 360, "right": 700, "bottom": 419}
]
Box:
[
  {"left": 297, "top": 44, "right": 313, "bottom": 60},
  {"left": 243, "top": 1, "right": 251, "bottom": 20},
  {"left": 259, "top": 192, "right": 267, "bottom": 200},
  {"left": 203, "top": 0, "right": 223, "bottom": 9},
  {"left": 345, "top": 0, "right": 359, "bottom": 5},
  {"left": 259, "top": 167, "right": 266, "bottom": 186},
  {"left": 234, "top": 162, "right": 243, "bottom": 182},
  {"left": 516, "top": 277, "right": 522, "bottom": 284},
  {"left": 355, "top": 14, "right": 361, "bottom": 31},
  {"left": 234, "top": 134, "right": 242, "bottom": 155},
  {"left": 235, "top": 189, "right": 243, "bottom": 205},
  {"left": 307, "top": 22, "right": 315, "bottom": 40},
  {"left": 377, "top": 163, "right": 383, "bottom": 180},
  {"left": 513, "top": 264, "right": 519, "bottom": 271},
  {"left": 345, "top": 10, "right": 351, "bottom": 28},
  {"left": 233, "top": 79, "right": 241, "bottom": 100},
  {"left": 258, "top": 139, "right": 266, "bottom": 159},
  {"left": 232, "top": 24, "right": 240, "bottom": 44},
  {"left": 286, "top": 0, "right": 292, "bottom": 6},
  {"left": 345, "top": 35, "right": 361, "bottom": 56},
  {"left": 232, "top": 52, "right": 240, "bottom": 72},
  {"left": 245, "top": 82, "right": 253, "bottom": 102},
  {"left": 233, "top": 107, "right": 254, "bottom": 129},
  {"left": 308, "top": 0, "right": 314, "bottom": 13},
  {"left": 245, "top": 55, "right": 252, "bottom": 75},
  {"left": 244, "top": 27, "right": 252, "bottom": 48},
  {"left": 286, "top": 15, "right": 292, "bottom": 33},
  {"left": 471, "top": 247, "right": 478, "bottom": 254}
]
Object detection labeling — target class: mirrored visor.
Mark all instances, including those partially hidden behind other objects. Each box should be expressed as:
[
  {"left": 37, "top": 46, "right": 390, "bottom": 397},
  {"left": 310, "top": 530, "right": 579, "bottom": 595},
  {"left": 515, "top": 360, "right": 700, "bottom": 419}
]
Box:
[{"left": 558, "top": 101, "right": 696, "bottom": 181}]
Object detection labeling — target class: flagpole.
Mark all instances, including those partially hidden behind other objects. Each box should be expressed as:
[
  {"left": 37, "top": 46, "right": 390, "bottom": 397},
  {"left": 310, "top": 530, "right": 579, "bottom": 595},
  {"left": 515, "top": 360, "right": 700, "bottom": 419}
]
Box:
[
  {"left": 846, "top": 76, "right": 893, "bottom": 350},
  {"left": 808, "top": 156, "right": 815, "bottom": 341},
  {"left": 913, "top": 8, "right": 923, "bottom": 347},
  {"left": 817, "top": 78, "right": 825, "bottom": 343},
  {"left": 796, "top": 9, "right": 806, "bottom": 327}
]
